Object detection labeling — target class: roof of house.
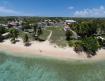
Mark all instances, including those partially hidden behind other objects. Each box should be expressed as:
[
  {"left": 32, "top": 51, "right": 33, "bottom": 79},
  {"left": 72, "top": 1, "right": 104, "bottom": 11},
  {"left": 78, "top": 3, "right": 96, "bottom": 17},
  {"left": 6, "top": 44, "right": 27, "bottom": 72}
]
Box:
[{"left": 65, "top": 20, "right": 76, "bottom": 23}]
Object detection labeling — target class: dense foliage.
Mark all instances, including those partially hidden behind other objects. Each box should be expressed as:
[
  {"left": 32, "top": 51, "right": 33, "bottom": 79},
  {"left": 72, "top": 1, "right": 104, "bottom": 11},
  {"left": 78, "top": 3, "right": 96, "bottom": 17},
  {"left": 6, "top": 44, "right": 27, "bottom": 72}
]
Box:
[
  {"left": 1, "top": 17, "right": 105, "bottom": 56},
  {"left": 22, "top": 32, "right": 30, "bottom": 46},
  {"left": 82, "top": 37, "right": 100, "bottom": 56},
  {"left": 9, "top": 28, "right": 19, "bottom": 43},
  {"left": 0, "top": 26, "right": 6, "bottom": 42},
  {"left": 74, "top": 37, "right": 100, "bottom": 57}
]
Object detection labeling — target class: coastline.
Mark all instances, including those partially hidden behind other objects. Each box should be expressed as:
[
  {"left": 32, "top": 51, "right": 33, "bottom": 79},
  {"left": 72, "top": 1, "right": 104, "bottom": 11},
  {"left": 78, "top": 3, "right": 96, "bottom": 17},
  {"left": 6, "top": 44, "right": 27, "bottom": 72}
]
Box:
[{"left": 0, "top": 39, "right": 105, "bottom": 61}]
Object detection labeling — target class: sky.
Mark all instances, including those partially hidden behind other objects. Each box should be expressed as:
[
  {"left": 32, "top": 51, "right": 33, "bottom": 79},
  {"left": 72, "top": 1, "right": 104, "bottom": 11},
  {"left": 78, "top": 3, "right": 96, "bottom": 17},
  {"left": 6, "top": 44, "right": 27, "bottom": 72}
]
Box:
[{"left": 0, "top": 0, "right": 105, "bottom": 17}]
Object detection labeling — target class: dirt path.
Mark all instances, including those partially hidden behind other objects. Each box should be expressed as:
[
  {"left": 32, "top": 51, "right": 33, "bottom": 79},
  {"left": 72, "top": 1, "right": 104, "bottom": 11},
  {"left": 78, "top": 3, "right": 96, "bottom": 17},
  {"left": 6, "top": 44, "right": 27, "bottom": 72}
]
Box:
[
  {"left": 70, "top": 28, "right": 78, "bottom": 39},
  {"left": 46, "top": 30, "right": 52, "bottom": 41}
]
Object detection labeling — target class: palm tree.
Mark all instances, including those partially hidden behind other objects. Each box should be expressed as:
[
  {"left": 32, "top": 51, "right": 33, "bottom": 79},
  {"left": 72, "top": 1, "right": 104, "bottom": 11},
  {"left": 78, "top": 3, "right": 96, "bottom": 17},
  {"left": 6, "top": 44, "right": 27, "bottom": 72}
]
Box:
[
  {"left": 33, "top": 24, "right": 43, "bottom": 40},
  {"left": 0, "top": 27, "right": 3, "bottom": 42},
  {"left": 0, "top": 32, "right": 2, "bottom": 42},
  {"left": 78, "top": 23, "right": 89, "bottom": 38},
  {"left": 21, "top": 22, "right": 31, "bottom": 31},
  {"left": 65, "top": 30, "right": 72, "bottom": 41},
  {"left": 100, "top": 23, "right": 105, "bottom": 34},
  {"left": 9, "top": 28, "right": 19, "bottom": 44},
  {"left": 22, "top": 32, "right": 30, "bottom": 46},
  {"left": 0, "top": 26, "right": 7, "bottom": 42}
]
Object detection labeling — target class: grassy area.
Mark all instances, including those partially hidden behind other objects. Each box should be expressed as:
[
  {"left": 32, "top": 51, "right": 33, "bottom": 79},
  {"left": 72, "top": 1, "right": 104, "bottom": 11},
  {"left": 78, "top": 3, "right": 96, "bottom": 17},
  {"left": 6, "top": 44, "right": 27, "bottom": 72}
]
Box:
[
  {"left": 17, "top": 27, "right": 68, "bottom": 47},
  {"left": 68, "top": 40, "right": 82, "bottom": 47},
  {"left": 0, "top": 52, "right": 105, "bottom": 81},
  {"left": 39, "top": 29, "right": 50, "bottom": 41},
  {"left": 46, "top": 27, "right": 67, "bottom": 47},
  {"left": 18, "top": 29, "right": 50, "bottom": 41}
]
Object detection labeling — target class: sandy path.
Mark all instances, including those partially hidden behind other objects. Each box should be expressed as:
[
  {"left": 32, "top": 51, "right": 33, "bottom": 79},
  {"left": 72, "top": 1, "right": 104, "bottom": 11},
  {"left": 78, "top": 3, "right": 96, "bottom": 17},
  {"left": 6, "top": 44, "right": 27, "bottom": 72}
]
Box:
[
  {"left": 70, "top": 28, "right": 78, "bottom": 39},
  {"left": 0, "top": 39, "right": 105, "bottom": 61},
  {"left": 46, "top": 30, "right": 52, "bottom": 41}
]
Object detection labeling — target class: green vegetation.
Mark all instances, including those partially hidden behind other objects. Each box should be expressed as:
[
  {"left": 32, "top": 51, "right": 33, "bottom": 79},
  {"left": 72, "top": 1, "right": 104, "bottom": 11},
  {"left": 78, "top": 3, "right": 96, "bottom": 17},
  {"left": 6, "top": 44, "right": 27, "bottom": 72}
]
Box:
[
  {"left": 1, "top": 17, "right": 105, "bottom": 81},
  {"left": 71, "top": 22, "right": 97, "bottom": 38},
  {"left": 68, "top": 20, "right": 105, "bottom": 56},
  {"left": 73, "top": 37, "right": 100, "bottom": 57},
  {"left": 22, "top": 32, "right": 30, "bottom": 46},
  {"left": 9, "top": 28, "right": 19, "bottom": 44},
  {"left": 0, "top": 25, "right": 7, "bottom": 42},
  {"left": 74, "top": 40, "right": 83, "bottom": 53},
  {"left": 1, "top": 17, "right": 105, "bottom": 56},
  {"left": 47, "top": 27, "right": 67, "bottom": 47},
  {"left": 33, "top": 25, "right": 43, "bottom": 40},
  {"left": 65, "top": 29, "right": 73, "bottom": 41},
  {"left": 82, "top": 37, "right": 100, "bottom": 56},
  {"left": 39, "top": 29, "right": 50, "bottom": 41}
]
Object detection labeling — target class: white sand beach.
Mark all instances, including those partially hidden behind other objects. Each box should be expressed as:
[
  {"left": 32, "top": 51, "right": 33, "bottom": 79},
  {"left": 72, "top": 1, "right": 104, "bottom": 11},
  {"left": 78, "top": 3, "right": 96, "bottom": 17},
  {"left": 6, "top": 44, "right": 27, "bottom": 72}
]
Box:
[{"left": 0, "top": 39, "right": 105, "bottom": 61}]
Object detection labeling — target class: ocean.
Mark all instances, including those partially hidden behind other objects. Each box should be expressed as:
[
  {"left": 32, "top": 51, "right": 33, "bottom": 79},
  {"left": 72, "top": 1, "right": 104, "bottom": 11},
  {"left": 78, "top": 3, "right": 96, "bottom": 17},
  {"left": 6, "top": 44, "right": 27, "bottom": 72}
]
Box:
[{"left": 0, "top": 51, "right": 105, "bottom": 81}]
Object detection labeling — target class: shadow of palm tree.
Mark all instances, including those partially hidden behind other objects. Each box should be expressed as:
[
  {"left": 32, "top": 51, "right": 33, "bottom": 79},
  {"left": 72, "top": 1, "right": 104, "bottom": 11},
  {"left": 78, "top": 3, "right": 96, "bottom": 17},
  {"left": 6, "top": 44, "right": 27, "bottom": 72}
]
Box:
[
  {"left": 0, "top": 36, "right": 4, "bottom": 43},
  {"left": 0, "top": 40, "right": 4, "bottom": 43},
  {"left": 25, "top": 42, "right": 32, "bottom": 47},
  {"left": 15, "top": 39, "right": 20, "bottom": 42},
  {"left": 38, "top": 38, "right": 45, "bottom": 42}
]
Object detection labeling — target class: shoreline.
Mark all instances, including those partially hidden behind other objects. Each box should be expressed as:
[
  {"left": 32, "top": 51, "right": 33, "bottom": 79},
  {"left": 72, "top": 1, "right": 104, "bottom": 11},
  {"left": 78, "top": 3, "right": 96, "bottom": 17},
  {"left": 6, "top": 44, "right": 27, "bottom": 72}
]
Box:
[{"left": 0, "top": 39, "right": 105, "bottom": 61}]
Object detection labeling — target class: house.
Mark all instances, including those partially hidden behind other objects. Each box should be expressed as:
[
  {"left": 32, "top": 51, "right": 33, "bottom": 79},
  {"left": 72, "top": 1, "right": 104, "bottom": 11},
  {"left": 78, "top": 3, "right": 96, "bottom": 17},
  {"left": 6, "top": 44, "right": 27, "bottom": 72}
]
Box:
[
  {"left": 7, "top": 20, "right": 23, "bottom": 29},
  {"left": 65, "top": 20, "right": 76, "bottom": 25},
  {"left": 64, "top": 24, "right": 70, "bottom": 31}
]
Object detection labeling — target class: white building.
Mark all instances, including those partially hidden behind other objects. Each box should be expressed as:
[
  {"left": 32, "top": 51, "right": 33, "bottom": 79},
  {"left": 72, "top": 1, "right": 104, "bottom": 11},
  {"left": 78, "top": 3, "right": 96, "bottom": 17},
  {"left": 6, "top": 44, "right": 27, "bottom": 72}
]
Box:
[{"left": 65, "top": 20, "right": 76, "bottom": 25}]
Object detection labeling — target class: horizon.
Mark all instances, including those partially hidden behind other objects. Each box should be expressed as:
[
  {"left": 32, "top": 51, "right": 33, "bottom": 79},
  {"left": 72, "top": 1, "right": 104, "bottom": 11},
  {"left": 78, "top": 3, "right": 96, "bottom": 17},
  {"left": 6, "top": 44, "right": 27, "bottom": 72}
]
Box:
[
  {"left": 0, "top": 0, "right": 105, "bottom": 17},
  {"left": 1, "top": 16, "right": 105, "bottom": 18}
]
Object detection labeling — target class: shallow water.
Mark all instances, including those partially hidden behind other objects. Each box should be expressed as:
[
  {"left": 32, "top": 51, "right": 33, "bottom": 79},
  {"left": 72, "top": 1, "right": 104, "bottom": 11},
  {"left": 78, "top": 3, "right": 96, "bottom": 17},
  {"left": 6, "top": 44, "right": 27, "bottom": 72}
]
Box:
[{"left": 0, "top": 52, "right": 105, "bottom": 81}]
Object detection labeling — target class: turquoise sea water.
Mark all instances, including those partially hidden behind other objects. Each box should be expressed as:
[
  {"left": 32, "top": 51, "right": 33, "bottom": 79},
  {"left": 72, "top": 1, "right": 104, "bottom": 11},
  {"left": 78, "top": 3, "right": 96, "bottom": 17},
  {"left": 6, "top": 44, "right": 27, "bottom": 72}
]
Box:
[{"left": 0, "top": 52, "right": 105, "bottom": 81}]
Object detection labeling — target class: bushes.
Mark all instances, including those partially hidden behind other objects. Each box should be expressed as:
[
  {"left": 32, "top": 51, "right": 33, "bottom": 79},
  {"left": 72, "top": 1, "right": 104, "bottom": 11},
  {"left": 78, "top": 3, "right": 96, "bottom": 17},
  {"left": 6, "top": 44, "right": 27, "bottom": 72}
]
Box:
[
  {"left": 72, "top": 22, "right": 97, "bottom": 38},
  {"left": 82, "top": 37, "right": 100, "bottom": 56},
  {"left": 74, "top": 41, "right": 83, "bottom": 53},
  {"left": 73, "top": 37, "right": 100, "bottom": 56}
]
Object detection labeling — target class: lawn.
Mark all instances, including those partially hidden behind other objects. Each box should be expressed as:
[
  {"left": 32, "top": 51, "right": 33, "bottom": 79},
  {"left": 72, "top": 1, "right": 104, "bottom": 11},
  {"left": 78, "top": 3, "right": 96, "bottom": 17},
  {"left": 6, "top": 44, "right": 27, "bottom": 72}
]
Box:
[
  {"left": 46, "top": 27, "right": 67, "bottom": 47},
  {"left": 18, "top": 27, "right": 68, "bottom": 47},
  {"left": 18, "top": 29, "right": 50, "bottom": 41},
  {"left": 39, "top": 29, "right": 50, "bottom": 41}
]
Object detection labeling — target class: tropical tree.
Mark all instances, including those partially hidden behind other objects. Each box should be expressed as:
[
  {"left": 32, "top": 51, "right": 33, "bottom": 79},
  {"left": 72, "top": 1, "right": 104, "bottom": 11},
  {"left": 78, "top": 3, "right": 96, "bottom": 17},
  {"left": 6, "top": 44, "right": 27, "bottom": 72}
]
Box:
[
  {"left": 38, "top": 27, "right": 43, "bottom": 35},
  {"left": 22, "top": 32, "right": 30, "bottom": 46},
  {"left": 0, "top": 31, "right": 2, "bottom": 42},
  {"left": 0, "top": 26, "right": 7, "bottom": 34},
  {"left": 73, "top": 22, "right": 97, "bottom": 38},
  {"left": 21, "top": 22, "right": 31, "bottom": 31},
  {"left": 33, "top": 24, "right": 43, "bottom": 40},
  {"left": 74, "top": 37, "right": 100, "bottom": 57},
  {"left": 0, "top": 26, "right": 7, "bottom": 42},
  {"left": 9, "top": 28, "right": 19, "bottom": 43},
  {"left": 82, "top": 37, "right": 100, "bottom": 56},
  {"left": 65, "top": 30, "right": 72, "bottom": 41},
  {"left": 100, "top": 23, "right": 105, "bottom": 34},
  {"left": 74, "top": 41, "right": 83, "bottom": 53}
]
